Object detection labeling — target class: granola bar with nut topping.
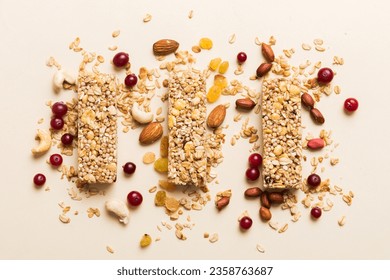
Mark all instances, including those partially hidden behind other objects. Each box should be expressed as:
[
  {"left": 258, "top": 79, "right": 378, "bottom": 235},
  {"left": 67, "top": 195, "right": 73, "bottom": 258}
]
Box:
[
  {"left": 261, "top": 78, "right": 302, "bottom": 189},
  {"left": 77, "top": 71, "right": 118, "bottom": 184}
]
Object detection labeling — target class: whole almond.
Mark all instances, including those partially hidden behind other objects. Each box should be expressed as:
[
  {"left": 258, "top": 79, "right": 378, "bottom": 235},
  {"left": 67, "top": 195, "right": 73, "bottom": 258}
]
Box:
[
  {"left": 301, "top": 93, "right": 315, "bottom": 110},
  {"left": 307, "top": 138, "right": 325, "bottom": 150},
  {"left": 153, "top": 39, "right": 179, "bottom": 56},
  {"left": 244, "top": 187, "right": 262, "bottom": 197},
  {"left": 256, "top": 63, "right": 272, "bottom": 78},
  {"left": 260, "top": 192, "right": 271, "bottom": 208},
  {"left": 139, "top": 122, "right": 163, "bottom": 145},
  {"left": 259, "top": 206, "right": 272, "bottom": 221},
  {"left": 261, "top": 43, "right": 275, "bottom": 62},
  {"left": 207, "top": 105, "right": 226, "bottom": 129},
  {"left": 216, "top": 196, "right": 230, "bottom": 210},
  {"left": 310, "top": 108, "right": 325, "bottom": 124},
  {"left": 268, "top": 192, "right": 284, "bottom": 204},
  {"left": 236, "top": 98, "right": 256, "bottom": 110}
]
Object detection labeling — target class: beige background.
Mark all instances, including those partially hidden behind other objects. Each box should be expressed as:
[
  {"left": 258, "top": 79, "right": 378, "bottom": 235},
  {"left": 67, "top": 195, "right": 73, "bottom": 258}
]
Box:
[{"left": 1, "top": 0, "right": 390, "bottom": 259}]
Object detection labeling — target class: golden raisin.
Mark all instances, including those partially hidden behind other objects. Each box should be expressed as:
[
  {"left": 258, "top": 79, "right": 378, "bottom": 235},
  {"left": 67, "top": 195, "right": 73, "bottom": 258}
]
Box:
[
  {"left": 140, "top": 234, "right": 152, "bottom": 248},
  {"left": 209, "top": 58, "right": 222, "bottom": 71},
  {"left": 199, "top": 37, "right": 213, "bottom": 50},
  {"left": 154, "top": 157, "right": 168, "bottom": 173},
  {"left": 206, "top": 85, "right": 222, "bottom": 103},
  {"left": 159, "top": 180, "right": 176, "bottom": 191},
  {"left": 214, "top": 74, "right": 228, "bottom": 89},
  {"left": 154, "top": 190, "right": 167, "bottom": 206},
  {"left": 218, "top": 61, "right": 229, "bottom": 74},
  {"left": 160, "top": 136, "right": 168, "bottom": 158}
]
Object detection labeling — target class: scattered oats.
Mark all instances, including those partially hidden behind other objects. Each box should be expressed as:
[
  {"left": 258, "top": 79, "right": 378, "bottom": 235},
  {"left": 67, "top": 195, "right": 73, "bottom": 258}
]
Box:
[
  {"left": 233, "top": 113, "right": 242, "bottom": 122},
  {"left": 228, "top": 33, "right": 236, "bottom": 44},
  {"left": 203, "top": 232, "right": 209, "bottom": 238},
  {"left": 321, "top": 167, "right": 325, "bottom": 173},
  {"left": 315, "top": 45, "right": 326, "bottom": 52},
  {"left": 155, "top": 116, "right": 165, "bottom": 122},
  {"left": 334, "top": 85, "right": 341, "bottom": 94},
  {"left": 192, "top": 45, "right": 201, "bottom": 53},
  {"left": 268, "top": 221, "right": 279, "bottom": 230},
  {"left": 188, "top": 10, "right": 194, "bottom": 19},
  {"left": 330, "top": 158, "right": 339, "bottom": 166},
  {"left": 269, "top": 36, "right": 276, "bottom": 45},
  {"left": 143, "top": 14, "right": 152, "bottom": 22},
  {"left": 156, "top": 107, "right": 163, "bottom": 116},
  {"left": 97, "top": 55, "right": 105, "bottom": 63},
  {"left": 333, "top": 56, "right": 344, "bottom": 65},
  {"left": 191, "top": 203, "right": 202, "bottom": 210},
  {"left": 157, "top": 225, "right": 162, "bottom": 232},
  {"left": 256, "top": 244, "right": 265, "bottom": 253},
  {"left": 209, "top": 233, "right": 219, "bottom": 243},
  {"left": 122, "top": 126, "right": 130, "bottom": 133},
  {"left": 37, "top": 118, "right": 44, "bottom": 124},
  {"left": 106, "top": 246, "right": 114, "bottom": 254},
  {"left": 255, "top": 37, "right": 261, "bottom": 46},
  {"left": 302, "top": 43, "right": 311, "bottom": 51},
  {"left": 250, "top": 75, "right": 257, "bottom": 80},
  {"left": 313, "top": 38, "right": 324, "bottom": 45},
  {"left": 59, "top": 214, "right": 70, "bottom": 224},
  {"left": 342, "top": 195, "right": 352, "bottom": 206},
  {"left": 230, "top": 137, "right": 236, "bottom": 146},
  {"left": 149, "top": 186, "right": 157, "bottom": 193},
  {"left": 175, "top": 229, "right": 187, "bottom": 240},
  {"left": 278, "top": 223, "right": 288, "bottom": 233},
  {"left": 283, "top": 48, "right": 295, "bottom": 58},
  {"left": 349, "top": 191, "right": 354, "bottom": 198},
  {"left": 87, "top": 207, "right": 100, "bottom": 218},
  {"left": 143, "top": 152, "right": 156, "bottom": 164},
  {"left": 292, "top": 212, "right": 301, "bottom": 222},
  {"left": 165, "top": 223, "right": 172, "bottom": 230},
  {"left": 338, "top": 216, "right": 346, "bottom": 226},
  {"left": 234, "top": 68, "right": 244, "bottom": 75},
  {"left": 334, "top": 185, "right": 343, "bottom": 192},
  {"left": 108, "top": 45, "right": 118, "bottom": 51}
]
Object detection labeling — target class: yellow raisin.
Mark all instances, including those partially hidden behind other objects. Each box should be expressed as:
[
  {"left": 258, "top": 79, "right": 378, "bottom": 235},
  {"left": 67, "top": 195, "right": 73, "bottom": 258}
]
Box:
[
  {"left": 154, "top": 157, "right": 168, "bottom": 173},
  {"left": 199, "top": 37, "right": 213, "bottom": 50},
  {"left": 209, "top": 58, "right": 222, "bottom": 71},
  {"left": 159, "top": 180, "right": 176, "bottom": 191},
  {"left": 140, "top": 234, "right": 152, "bottom": 248},
  {"left": 218, "top": 61, "right": 229, "bottom": 74},
  {"left": 214, "top": 74, "right": 228, "bottom": 89},
  {"left": 154, "top": 190, "right": 167, "bottom": 206},
  {"left": 160, "top": 136, "right": 168, "bottom": 158},
  {"left": 206, "top": 85, "right": 222, "bottom": 103}
]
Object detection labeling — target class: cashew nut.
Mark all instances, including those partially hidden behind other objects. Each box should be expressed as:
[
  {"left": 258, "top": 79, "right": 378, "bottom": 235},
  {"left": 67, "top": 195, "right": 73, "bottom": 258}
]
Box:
[
  {"left": 53, "top": 69, "right": 76, "bottom": 92},
  {"left": 105, "top": 200, "right": 130, "bottom": 224},
  {"left": 31, "top": 129, "right": 52, "bottom": 155},
  {"left": 131, "top": 103, "right": 154, "bottom": 124}
]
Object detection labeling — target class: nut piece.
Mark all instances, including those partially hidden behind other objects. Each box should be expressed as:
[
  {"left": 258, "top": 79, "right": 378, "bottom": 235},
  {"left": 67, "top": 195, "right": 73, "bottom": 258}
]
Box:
[
  {"left": 235, "top": 98, "right": 256, "bottom": 110},
  {"left": 207, "top": 104, "right": 226, "bottom": 129},
  {"left": 259, "top": 206, "right": 272, "bottom": 221},
  {"left": 301, "top": 93, "right": 315, "bottom": 110},
  {"left": 268, "top": 192, "right": 284, "bottom": 204},
  {"left": 153, "top": 39, "right": 179, "bottom": 56},
  {"left": 260, "top": 192, "right": 271, "bottom": 208},
  {"left": 132, "top": 103, "right": 154, "bottom": 124},
  {"left": 256, "top": 63, "right": 272, "bottom": 78},
  {"left": 310, "top": 108, "right": 325, "bottom": 124},
  {"left": 53, "top": 69, "right": 76, "bottom": 92},
  {"left": 244, "top": 187, "right": 262, "bottom": 197},
  {"left": 105, "top": 200, "right": 130, "bottom": 224},
  {"left": 139, "top": 122, "right": 163, "bottom": 145},
  {"left": 261, "top": 43, "right": 275, "bottom": 62},
  {"left": 215, "top": 196, "right": 230, "bottom": 210},
  {"left": 31, "top": 129, "right": 52, "bottom": 155},
  {"left": 307, "top": 138, "right": 325, "bottom": 150}
]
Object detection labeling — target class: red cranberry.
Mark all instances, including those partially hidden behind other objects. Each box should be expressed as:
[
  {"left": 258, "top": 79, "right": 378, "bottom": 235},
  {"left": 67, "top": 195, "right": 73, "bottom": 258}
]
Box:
[
  {"left": 237, "top": 52, "right": 247, "bottom": 64},
  {"left": 307, "top": 173, "right": 321, "bottom": 187},
  {"left": 33, "top": 173, "right": 46, "bottom": 186},
  {"left": 344, "top": 98, "right": 359, "bottom": 112},
  {"left": 127, "top": 191, "right": 143, "bottom": 206},
  {"left": 311, "top": 207, "right": 322, "bottom": 219},
  {"left": 246, "top": 167, "right": 260, "bottom": 181},
  {"left": 61, "top": 133, "right": 74, "bottom": 145},
  {"left": 124, "top": 74, "right": 138, "bottom": 87},
  {"left": 113, "top": 52, "right": 129, "bottom": 68},
  {"left": 50, "top": 117, "right": 64, "bottom": 130},
  {"left": 239, "top": 216, "right": 253, "bottom": 230},
  {"left": 248, "top": 153, "right": 262, "bottom": 168},
  {"left": 51, "top": 102, "right": 68, "bottom": 117},
  {"left": 50, "top": 154, "right": 63, "bottom": 166},
  {"left": 123, "top": 162, "right": 136, "bottom": 174},
  {"left": 317, "top": 67, "right": 334, "bottom": 84}
]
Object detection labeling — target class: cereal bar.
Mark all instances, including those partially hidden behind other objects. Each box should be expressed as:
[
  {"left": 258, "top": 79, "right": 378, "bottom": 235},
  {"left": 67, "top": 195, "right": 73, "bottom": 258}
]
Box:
[
  {"left": 167, "top": 70, "right": 207, "bottom": 187},
  {"left": 77, "top": 71, "right": 118, "bottom": 184},
  {"left": 261, "top": 78, "right": 302, "bottom": 189}
]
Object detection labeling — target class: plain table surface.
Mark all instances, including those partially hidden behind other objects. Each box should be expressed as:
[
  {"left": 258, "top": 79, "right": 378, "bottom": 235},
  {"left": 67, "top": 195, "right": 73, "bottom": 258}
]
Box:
[{"left": 1, "top": 0, "right": 390, "bottom": 259}]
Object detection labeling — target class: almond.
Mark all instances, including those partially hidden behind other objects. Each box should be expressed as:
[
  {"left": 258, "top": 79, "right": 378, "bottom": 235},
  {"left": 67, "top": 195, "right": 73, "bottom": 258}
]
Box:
[
  {"left": 310, "top": 108, "right": 325, "bottom": 124},
  {"left": 153, "top": 39, "right": 179, "bottom": 56},
  {"left": 261, "top": 43, "right": 275, "bottom": 62},
  {"left": 244, "top": 187, "right": 262, "bottom": 197},
  {"left": 260, "top": 192, "right": 271, "bottom": 208},
  {"left": 215, "top": 196, "right": 230, "bottom": 210},
  {"left": 268, "top": 192, "right": 284, "bottom": 204},
  {"left": 207, "top": 105, "right": 226, "bottom": 129},
  {"left": 301, "top": 93, "right": 315, "bottom": 110},
  {"left": 256, "top": 63, "right": 272, "bottom": 78},
  {"left": 307, "top": 138, "right": 325, "bottom": 150},
  {"left": 235, "top": 98, "right": 256, "bottom": 110},
  {"left": 259, "top": 206, "right": 272, "bottom": 221},
  {"left": 139, "top": 122, "right": 163, "bottom": 145}
]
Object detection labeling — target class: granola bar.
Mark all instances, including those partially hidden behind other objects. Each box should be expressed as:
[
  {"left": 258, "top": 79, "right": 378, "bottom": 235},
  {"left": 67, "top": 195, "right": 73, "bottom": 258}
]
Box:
[
  {"left": 261, "top": 78, "right": 302, "bottom": 189},
  {"left": 77, "top": 71, "right": 118, "bottom": 184},
  {"left": 167, "top": 70, "right": 207, "bottom": 187}
]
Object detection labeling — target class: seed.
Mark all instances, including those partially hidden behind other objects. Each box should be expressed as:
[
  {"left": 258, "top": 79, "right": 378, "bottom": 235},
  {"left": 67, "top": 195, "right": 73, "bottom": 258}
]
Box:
[
  {"left": 259, "top": 206, "right": 272, "bottom": 221},
  {"left": 244, "top": 187, "right": 262, "bottom": 197},
  {"left": 260, "top": 193, "right": 270, "bottom": 208},
  {"left": 310, "top": 108, "right": 325, "bottom": 124},
  {"left": 215, "top": 196, "right": 230, "bottom": 210},
  {"left": 307, "top": 138, "right": 325, "bottom": 150},
  {"left": 301, "top": 93, "right": 315, "bottom": 109},
  {"left": 268, "top": 192, "right": 284, "bottom": 204}
]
